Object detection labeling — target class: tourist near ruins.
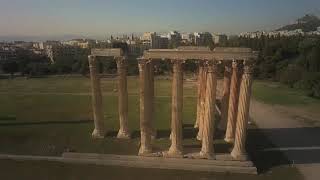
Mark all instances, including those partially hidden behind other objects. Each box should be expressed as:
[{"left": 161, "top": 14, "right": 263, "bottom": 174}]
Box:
[{"left": 86, "top": 47, "right": 258, "bottom": 172}]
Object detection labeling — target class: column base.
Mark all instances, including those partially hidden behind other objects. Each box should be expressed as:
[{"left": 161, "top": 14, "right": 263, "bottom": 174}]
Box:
[
  {"left": 92, "top": 129, "right": 105, "bottom": 139},
  {"left": 231, "top": 150, "right": 248, "bottom": 161},
  {"left": 224, "top": 137, "right": 234, "bottom": 143},
  {"left": 162, "top": 149, "right": 184, "bottom": 158},
  {"left": 138, "top": 146, "right": 153, "bottom": 156},
  {"left": 191, "top": 151, "right": 215, "bottom": 160},
  {"left": 194, "top": 121, "right": 199, "bottom": 128},
  {"left": 196, "top": 133, "right": 202, "bottom": 141},
  {"left": 117, "top": 130, "right": 131, "bottom": 139}
]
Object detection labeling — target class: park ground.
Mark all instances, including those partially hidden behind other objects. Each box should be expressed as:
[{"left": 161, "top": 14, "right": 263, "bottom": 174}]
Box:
[{"left": 0, "top": 75, "right": 319, "bottom": 180}]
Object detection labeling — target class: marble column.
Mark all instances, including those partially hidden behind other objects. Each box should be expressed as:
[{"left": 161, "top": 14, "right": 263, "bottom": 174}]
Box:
[
  {"left": 197, "top": 64, "right": 207, "bottom": 141},
  {"left": 224, "top": 60, "right": 241, "bottom": 143},
  {"left": 138, "top": 59, "right": 152, "bottom": 155},
  {"left": 88, "top": 55, "right": 105, "bottom": 139},
  {"left": 199, "top": 60, "right": 218, "bottom": 159},
  {"left": 195, "top": 62, "right": 204, "bottom": 128},
  {"left": 116, "top": 57, "right": 130, "bottom": 139},
  {"left": 231, "top": 62, "right": 254, "bottom": 160},
  {"left": 164, "top": 59, "right": 184, "bottom": 157},
  {"left": 148, "top": 61, "right": 157, "bottom": 139},
  {"left": 219, "top": 64, "right": 232, "bottom": 130}
]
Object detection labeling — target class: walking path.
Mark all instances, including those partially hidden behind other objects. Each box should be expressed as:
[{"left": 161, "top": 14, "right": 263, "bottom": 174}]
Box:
[{"left": 250, "top": 99, "right": 320, "bottom": 180}]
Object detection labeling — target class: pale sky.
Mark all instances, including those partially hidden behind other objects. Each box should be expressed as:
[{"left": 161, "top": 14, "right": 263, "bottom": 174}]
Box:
[{"left": 0, "top": 0, "right": 320, "bottom": 40}]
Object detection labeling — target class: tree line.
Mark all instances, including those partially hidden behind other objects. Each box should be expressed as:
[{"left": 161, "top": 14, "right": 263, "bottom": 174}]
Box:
[
  {"left": 1, "top": 35, "right": 319, "bottom": 98},
  {"left": 226, "top": 34, "right": 320, "bottom": 98}
]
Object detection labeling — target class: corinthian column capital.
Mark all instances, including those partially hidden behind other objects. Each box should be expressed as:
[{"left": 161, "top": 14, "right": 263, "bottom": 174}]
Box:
[
  {"left": 138, "top": 58, "right": 148, "bottom": 72},
  {"left": 116, "top": 57, "right": 127, "bottom": 69},
  {"left": 171, "top": 60, "right": 184, "bottom": 75},
  {"left": 204, "top": 60, "right": 218, "bottom": 73},
  {"left": 232, "top": 59, "right": 242, "bottom": 69},
  {"left": 243, "top": 61, "right": 254, "bottom": 75},
  {"left": 88, "top": 55, "right": 96, "bottom": 67},
  {"left": 224, "top": 61, "right": 232, "bottom": 74}
]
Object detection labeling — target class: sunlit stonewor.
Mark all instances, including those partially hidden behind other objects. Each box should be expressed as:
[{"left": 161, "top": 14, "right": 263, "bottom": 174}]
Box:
[
  {"left": 88, "top": 55, "right": 105, "bottom": 139},
  {"left": 88, "top": 47, "right": 257, "bottom": 163},
  {"left": 89, "top": 48, "right": 130, "bottom": 139},
  {"left": 224, "top": 60, "right": 242, "bottom": 143}
]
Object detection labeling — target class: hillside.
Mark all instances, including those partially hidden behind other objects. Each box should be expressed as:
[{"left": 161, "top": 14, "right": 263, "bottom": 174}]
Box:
[{"left": 277, "top": 14, "right": 320, "bottom": 32}]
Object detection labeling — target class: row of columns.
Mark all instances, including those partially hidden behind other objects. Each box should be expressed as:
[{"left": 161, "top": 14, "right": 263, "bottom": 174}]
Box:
[
  {"left": 196, "top": 60, "right": 253, "bottom": 160},
  {"left": 138, "top": 59, "right": 220, "bottom": 159},
  {"left": 88, "top": 55, "right": 130, "bottom": 139},
  {"left": 88, "top": 55, "right": 253, "bottom": 160}
]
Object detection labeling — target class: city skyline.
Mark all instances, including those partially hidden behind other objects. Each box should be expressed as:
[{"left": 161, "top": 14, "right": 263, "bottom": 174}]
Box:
[{"left": 1, "top": 0, "right": 320, "bottom": 41}]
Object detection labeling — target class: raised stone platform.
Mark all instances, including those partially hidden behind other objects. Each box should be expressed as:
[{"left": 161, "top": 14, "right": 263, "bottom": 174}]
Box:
[
  {"left": 62, "top": 153, "right": 257, "bottom": 174},
  {"left": 0, "top": 153, "right": 257, "bottom": 174}
]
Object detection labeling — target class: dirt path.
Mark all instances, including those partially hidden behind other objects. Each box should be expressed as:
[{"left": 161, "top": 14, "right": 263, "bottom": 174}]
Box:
[{"left": 250, "top": 99, "right": 320, "bottom": 180}]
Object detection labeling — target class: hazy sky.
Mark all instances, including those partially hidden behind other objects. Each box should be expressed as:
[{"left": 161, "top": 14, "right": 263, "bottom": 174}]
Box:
[{"left": 1, "top": 0, "right": 320, "bottom": 39}]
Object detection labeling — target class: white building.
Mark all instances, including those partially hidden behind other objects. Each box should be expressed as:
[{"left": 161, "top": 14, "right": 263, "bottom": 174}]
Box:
[
  {"left": 140, "top": 32, "right": 169, "bottom": 49},
  {"left": 61, "top": 39, "right": 95, "bottom": 49},
  {"left": 181, "top": 33, "right": 192, "bottom": 42},
  {"left": 213, "top": 34, "right": 228, "bottom": 44},
  {"left": 192, "top": 32, "right": 213, "bottom": 46}
]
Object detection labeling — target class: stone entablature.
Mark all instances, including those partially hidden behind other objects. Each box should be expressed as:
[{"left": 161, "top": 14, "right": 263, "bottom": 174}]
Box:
[
  {"left": 88, "top": 48, "right": 130, "bottom": 139},
  {"left": 91, "top": 48, "right": 123, "bottom": 57},
  {"left": 142, "top": 47, "right": 258, "bottom": 61}
]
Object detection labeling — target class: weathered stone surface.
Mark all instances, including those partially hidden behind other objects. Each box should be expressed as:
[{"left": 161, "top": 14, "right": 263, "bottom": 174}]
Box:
[
  {"left": 91, "top": 48, "right": 123, "bottom": 57},
  {"left": 142, "top": 47, "right": 258, "bottom": 61},
  {"left": 116, "top": 57, "right": 130, "bottom": 139},
  {"left": 61, "top": 153, "right": 257, "bottom": 174},
  {"left": 220, "top": 64, "right": 232, "bottom": 130},
  {"left": 164, "top": 60, "right": 184, "bottom": 158},
  {"left": 88, "top": 55, "right": 105, "bottom": 139},
  {"left": 148, "top": 61, "right": 157, "bottom": 139},
  {"left": 225, "top": 61, "right": 242, "bottom": 143},
  {"left": 195, "top": 63, "right": 204, "bottom": 128},
  {"left": 138, "top": 59, "right": 152, "bottom": 155},
  {"left": 231, "top": 63, "right": 254, "bottom": 160},
  {"left": 199, "top": 61, "right": 218, "bottom": 159},
  {"left": 197, "top": 65, "right": 207, "bottom": 141}
]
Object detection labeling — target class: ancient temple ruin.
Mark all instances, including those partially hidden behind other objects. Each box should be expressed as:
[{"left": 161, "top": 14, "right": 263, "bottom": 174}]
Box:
[{"left": 88, "top": 47, "right": 258, "bottom": 161}]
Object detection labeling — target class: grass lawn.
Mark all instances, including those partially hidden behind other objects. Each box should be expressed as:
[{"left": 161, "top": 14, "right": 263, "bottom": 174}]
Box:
[
  {"left": 0, "top": 76, "right": 306, "bottom": 179},
  {"left": 252, "top": 80, "right": 320, "bottom": 106}
]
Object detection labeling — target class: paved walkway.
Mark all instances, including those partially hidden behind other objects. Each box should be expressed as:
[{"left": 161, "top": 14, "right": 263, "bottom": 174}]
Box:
[{"left": 250, "top": 99, "right": 320, "bottom": 180}]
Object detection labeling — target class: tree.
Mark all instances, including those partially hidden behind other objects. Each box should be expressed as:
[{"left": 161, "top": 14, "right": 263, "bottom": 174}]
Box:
[{"left": 1, "top": 60, "right": 18, "bottom": 77}]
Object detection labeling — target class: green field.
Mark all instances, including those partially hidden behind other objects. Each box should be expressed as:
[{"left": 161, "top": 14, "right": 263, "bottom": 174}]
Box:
[
  {"left": 253, "top": 81, "right": 320, "bottom": 106},
  {"left": 0, "top": 76, "right": 310, "bottom": 179}
]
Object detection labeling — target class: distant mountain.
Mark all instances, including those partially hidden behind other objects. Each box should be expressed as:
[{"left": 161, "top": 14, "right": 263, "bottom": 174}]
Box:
[
  {"left": 0, "top": 34, "right": 90, "bottom": 42},
  {"left": 277, "top": 14, "right": 320, "bottom": 32}
]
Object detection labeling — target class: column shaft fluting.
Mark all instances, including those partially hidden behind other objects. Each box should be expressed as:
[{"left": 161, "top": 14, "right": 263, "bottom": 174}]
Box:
[
  {"left": 148, "top": 61, "right": 156, "bottom": 139},
  {"left": 220, "top": 65, "right": 232, "bottom": 130},
  {"left": 197, "top": 65, "right": 207, "bottom": 141},
  {"left": 116, "top": 57, "right": 130, "bottom": 139},
  {"left": 225, "top": 61, "right": 241, "bottom": 143},
  {"left": 88, "top": 55, "right": 105, "bottom": 139},
  {"left": 195, "top": 63, "right": 204, "bottom": 128},
  {"left": 231, "top": 64, "right": 253, "bottom": 160},
  {"left": 200, "top": 61, "right": 218, "bottom": 159},
  {"left": 166, "top": 60, "right": 184, "bottom": 157},
  {"left": 138, "top": 59, "right": 152, "bottom": 155}
]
